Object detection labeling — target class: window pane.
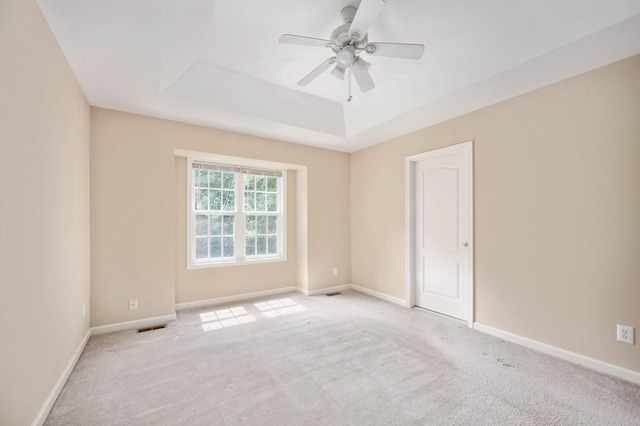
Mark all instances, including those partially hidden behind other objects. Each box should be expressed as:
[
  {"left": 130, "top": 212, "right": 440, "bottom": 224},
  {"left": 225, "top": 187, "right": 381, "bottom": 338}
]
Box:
[
  {"left": 223, "top": 172, "right": 235, "bottom": 189},
  {"left": 244, "top": 175, "right": 255, "bottom": 190},
  {"left": 256, "top": 193, "right": 266, "bottom": 211},
  {"left": 195, "top": 169, "right": 209, "bottom": 187},
  {"left": 245, "top": 236, "right": 256, "bottom": 256},
  {"left": 209, "top": 190, "right": 221, "bottom": 211},
  {"left": 209, "top": 171, "right": 221, "bottom": 188},
  {"left": 196, "top": 189, "right": 209, "bottom": 210},
  {"left": 267, "top": 216, "right": 277, "bottom": 234},
  {"left": 244, "top": 192, "right": 255, "bottom": 212},
  {"left": 257, "top": 215, "right": 267, "bottom": 234},
  {"left": 210, "top": 237, "right": 222, "bottom": 258},
  {"left": 196, "top": 215, "right": 208, "bottom": 236},
  {"left": 222, "top": 190, "right": 235, "bottom": 211},
  {"left": 246, "top": 216, "right": 256, "bottom": 235},
  {"left": 196, "top": 237, "right": 208, "bottom": 259},
  {"left": 256, "top": 176, "right": 265, "bottom": 191},
  {"left": 210, "top": 215, "right": 222, "bottom": 236},
  {"left": 256, "top": 236, "right": 267, "bottom": 255},
  {"left": 223, "top": 215, "right": 234, "bottom": 235},
  {"left": 223, "top": 237, "right": 234, "bottom": 257},
  {"left": 267, "top": 236, "right": 277, "bottom": 254},
  {"left": 267, "top": 177, "right": 277, "bottom": 192},
  {"left": 266, "top": 193, "right": 277, "bottom": 212}
]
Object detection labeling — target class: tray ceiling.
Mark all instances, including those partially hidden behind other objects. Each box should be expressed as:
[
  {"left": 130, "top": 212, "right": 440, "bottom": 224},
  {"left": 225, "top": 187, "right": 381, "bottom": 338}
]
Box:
[{"left": 36, "top": 0, "right": 640, "bottom": 152}]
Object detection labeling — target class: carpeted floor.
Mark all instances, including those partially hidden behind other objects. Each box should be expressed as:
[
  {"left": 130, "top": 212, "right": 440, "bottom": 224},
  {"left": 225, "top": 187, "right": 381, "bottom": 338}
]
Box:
[{"left": 46, "top": 290, "right": 640, "bottom": 425}]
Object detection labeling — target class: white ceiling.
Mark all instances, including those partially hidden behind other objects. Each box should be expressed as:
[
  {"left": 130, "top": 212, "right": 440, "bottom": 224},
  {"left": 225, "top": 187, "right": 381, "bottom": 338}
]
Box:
[{"left": 36, "top": 0, "right": 640, "bottom": 152}]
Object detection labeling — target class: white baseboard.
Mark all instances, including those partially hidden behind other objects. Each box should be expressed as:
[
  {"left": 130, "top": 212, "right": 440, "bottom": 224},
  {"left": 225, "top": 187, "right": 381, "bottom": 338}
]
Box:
[
  {"left": 175, "top": 287, "right": 298, "bottom": 310},
  {"left": 32, "top": 328, "right": 91, "bottom": 426},
  {"left": 350, "top": 284, "right": 406, "bottom": 306},
  {"left": 299, "top": 284, "right": 352, "bottom": 296},
  {"left": 295, "top": 283, "right": 405, "bottom": 306},
  {"left": 473, "top": 322, "right": 640, "bottom": 385},
  {"left": 91, "top": 313, "right": 177, "bottom": 335},
  {"left": 174, "top": 284, "right": 405, "bottom": 308}
]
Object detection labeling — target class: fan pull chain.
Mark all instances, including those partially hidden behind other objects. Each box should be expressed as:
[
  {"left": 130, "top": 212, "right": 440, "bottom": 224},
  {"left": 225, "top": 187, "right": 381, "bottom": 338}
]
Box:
[{"left": 347, "top": 68, "right": 353, "bottom": 102}]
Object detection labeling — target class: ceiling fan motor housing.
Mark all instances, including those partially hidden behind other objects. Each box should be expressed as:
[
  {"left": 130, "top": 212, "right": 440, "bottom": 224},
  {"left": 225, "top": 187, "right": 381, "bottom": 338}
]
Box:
[
  {"left": 331, "top": 6, "right": 368, "bottom": 51},
  {"left": 330, "top": 24, "right": 368, "bottom": 51}
]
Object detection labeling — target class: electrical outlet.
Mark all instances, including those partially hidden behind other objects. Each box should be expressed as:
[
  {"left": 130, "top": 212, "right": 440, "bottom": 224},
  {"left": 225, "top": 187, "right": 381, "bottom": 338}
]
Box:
[
  {"left": 333, "top": 267, "right": 339, "bottom": 276},
  {"left": 617, "top": 324, "right": 634, "bottom": 344},
  {"left": 82, "top": 303, "right": 86, "bottom": 318},
  {"left": 129, "top": 299, "right": 138, "bottom": 311}
]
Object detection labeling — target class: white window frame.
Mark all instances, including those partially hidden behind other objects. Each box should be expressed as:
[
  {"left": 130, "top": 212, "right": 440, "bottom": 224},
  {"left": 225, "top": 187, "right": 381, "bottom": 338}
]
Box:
[{"left": 187, "top": 158, "right": 287, "bottom": 269}]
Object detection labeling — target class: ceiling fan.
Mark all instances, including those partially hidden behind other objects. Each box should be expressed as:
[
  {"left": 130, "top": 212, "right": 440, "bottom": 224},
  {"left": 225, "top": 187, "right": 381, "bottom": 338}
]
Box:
[{"left": 279, "top": 0, "right": 425, "bottom": 98}]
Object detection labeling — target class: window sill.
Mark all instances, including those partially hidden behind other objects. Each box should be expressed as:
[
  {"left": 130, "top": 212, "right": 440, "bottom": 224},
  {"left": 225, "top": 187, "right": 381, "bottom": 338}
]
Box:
[{"left": 187, "top": 255, "right": 286, "bottom": 270}]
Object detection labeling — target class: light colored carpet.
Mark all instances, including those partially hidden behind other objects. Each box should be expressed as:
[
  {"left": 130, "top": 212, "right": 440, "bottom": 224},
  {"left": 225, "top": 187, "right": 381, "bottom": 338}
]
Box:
[{"left": 46, "top": 290, "right": 640, "bottom": 425}]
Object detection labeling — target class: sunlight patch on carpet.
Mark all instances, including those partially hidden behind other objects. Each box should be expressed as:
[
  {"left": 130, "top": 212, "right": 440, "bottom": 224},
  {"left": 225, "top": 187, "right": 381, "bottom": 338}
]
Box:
[{"left": 199, "top": 298, "right": 306, "bottom": 331}]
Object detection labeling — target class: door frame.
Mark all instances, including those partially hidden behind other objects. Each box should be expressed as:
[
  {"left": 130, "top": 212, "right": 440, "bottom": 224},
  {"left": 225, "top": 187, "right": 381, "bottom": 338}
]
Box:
[{"left": 405, "top": 141, "right": 474, "bottom": 327}]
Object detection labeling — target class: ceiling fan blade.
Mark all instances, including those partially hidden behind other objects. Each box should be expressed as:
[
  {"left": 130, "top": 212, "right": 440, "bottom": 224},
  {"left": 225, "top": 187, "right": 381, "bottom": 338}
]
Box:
[
  {"left": 348, "top": 0, "right": 385, "bottom": 41},
  {"left": 279, "top": 34, "right": 334, "bottom": 48},
  {"left": 352, "top": 58, "right": 375, "bottom": 92},
  {"left": 365, "top": 42, "right": 425, "bottom": 60},
  {"left": 297, "top": 57, "right": 336, "bottom": 86}
]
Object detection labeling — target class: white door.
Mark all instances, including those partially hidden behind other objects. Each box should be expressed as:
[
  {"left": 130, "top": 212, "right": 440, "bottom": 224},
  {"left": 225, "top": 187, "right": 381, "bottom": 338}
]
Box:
[{"left": 414, "top": 143, "right": 472, "bottom": 321}]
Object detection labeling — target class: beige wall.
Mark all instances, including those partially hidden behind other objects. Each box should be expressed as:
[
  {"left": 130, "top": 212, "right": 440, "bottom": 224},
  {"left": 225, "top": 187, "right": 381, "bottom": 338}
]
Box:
[
  {"left": 0, "top": 0, "right": 91, "bottom": 424},
  {"left": 91, "top": 108, "right": 351, "bottom": 325},
  {"left": 351, "top": 55, "right": 640, "bottom": 372}
]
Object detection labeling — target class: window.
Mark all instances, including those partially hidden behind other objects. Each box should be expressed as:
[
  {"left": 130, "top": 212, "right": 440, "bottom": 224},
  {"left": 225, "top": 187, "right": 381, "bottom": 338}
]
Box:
[{"left": 188, "top": 159, "right": 285, "bottom": 268}]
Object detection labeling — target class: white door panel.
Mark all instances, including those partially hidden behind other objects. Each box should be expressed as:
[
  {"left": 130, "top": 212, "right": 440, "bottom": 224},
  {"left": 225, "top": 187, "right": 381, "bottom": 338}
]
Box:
[
  {"left": 423, "top": 167, "right": 459, "bottom": 251},
  {"left": 423, "top": 258, "right": 459, "bottom": 299},
  {"left": 414, "top": 144, "right": 471, "bottom": 321}
]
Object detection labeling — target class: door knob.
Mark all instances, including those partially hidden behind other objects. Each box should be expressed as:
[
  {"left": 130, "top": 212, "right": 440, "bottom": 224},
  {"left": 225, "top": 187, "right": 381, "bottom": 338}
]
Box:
[{"left": 462, "top": 242, "right": 468, "bottom": 248}]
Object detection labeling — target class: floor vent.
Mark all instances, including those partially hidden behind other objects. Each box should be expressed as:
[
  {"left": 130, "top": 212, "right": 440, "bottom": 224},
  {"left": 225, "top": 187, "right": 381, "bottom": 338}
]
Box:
[
  {"left": 137, "top": 324, "right": 167, "bottom": 333},
  {"left": 326, "top": 292, "right": 342, "bottom": 296}
]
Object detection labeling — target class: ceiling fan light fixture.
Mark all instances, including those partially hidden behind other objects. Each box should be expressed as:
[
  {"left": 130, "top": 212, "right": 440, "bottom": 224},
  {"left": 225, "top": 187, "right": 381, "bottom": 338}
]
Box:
[
  {"left": 337, "top": 45, "right": 355, "bottom": 67},
  {"left": 352, "top": 57, "right": 375, "bottom": 92},
  {"left": 331, "top": 65, "right": 346, "bottom": 80}
]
